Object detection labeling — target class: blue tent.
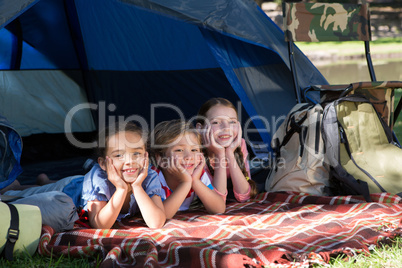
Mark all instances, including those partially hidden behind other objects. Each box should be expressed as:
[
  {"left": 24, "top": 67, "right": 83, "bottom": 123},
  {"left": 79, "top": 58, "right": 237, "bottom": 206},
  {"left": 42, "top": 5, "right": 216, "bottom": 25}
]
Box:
[{"left": 0, "top": 0, "right": 327, "bottom": 179}]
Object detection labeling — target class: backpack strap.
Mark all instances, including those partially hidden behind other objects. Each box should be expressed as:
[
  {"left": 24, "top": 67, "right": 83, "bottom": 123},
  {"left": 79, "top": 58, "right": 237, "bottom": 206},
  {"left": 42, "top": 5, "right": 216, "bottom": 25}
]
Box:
[
  {"left": 339, "top": 125, "right": 387, "bottom": 193},
  {"left": 281, "top": 113, "right": 308, "bottom": 148},
  {"left": 277, "top": 103, "right": 312, "bottom": 150},
  {"left": 3, "top": 203, "right": 20, "bottom": 261}
]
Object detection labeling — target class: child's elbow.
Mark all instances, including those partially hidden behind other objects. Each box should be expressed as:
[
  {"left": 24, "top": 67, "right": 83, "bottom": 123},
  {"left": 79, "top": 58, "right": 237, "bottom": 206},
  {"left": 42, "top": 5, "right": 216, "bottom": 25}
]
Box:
[
  {"left": 217, "top": 206, "right": 226, "bottom": 214},
  {"left": 148, "top": 219, "right": 166, "bottom": 229},
  {"left": 208, "top": 204, "right": 226, "bottom": 214},
  {"left": 149, "top": 222, "right": 165, "bottom": 229}
]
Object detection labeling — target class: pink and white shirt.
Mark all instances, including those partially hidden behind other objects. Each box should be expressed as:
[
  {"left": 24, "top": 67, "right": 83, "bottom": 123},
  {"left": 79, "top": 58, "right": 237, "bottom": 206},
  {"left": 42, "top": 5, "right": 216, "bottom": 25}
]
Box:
[{"left": 205, "top": 138, "right": 251, "bottom": 202}]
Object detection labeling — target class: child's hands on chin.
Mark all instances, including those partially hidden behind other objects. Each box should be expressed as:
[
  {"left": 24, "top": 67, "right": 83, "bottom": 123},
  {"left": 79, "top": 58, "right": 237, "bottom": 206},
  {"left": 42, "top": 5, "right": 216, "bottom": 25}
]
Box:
[
  {"left": 226, "top": 122, "right": 242, "bottom": 154},
  {"left": 131, "top": 152, "right": 149, "bottom": 188},
  {"left": 191, "top": 153, "right": 205, "bottom": 182},
  {"left": 106, "top": 156, "right": 129, "bottom": 191},
  {"left": 163, "top": 156, "right": 192, "bottom": 183},
  {"left": 203, "top": 125, "right": 225, "bottom": 157}
]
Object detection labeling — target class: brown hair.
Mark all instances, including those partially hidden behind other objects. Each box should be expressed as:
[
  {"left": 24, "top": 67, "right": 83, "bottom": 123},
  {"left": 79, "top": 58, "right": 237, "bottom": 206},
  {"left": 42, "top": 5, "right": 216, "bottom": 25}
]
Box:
[
  {"left": 149, "top": 119, "right": 201, "bottom": 167},
  {"left": 196, "top": 97, "right": 237, "bottom": 126},
  {"left": 197, "top": 98, "right": 258, "bottom": 198},
  {"left": 96, "top": 121, "right": 147, "bottom": 159}
]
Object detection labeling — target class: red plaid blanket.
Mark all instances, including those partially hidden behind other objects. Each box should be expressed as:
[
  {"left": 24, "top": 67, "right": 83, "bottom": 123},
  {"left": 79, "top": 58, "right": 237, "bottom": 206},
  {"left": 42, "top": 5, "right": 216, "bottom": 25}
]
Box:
[{"left": 38, "top": 192, "right": 402, "bottom": 267}]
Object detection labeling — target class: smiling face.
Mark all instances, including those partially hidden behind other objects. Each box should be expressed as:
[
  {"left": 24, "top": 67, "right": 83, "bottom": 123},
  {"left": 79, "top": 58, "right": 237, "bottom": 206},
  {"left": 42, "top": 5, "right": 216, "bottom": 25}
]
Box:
[
  {"left": 205, "top": 105, "right": 239, "bottom": 147},
  {"left": 99, "top": 131, "right": 146, "bottom": 184},
  {"left": 163, "top": 132, "right": 201, "bottom": 175}
]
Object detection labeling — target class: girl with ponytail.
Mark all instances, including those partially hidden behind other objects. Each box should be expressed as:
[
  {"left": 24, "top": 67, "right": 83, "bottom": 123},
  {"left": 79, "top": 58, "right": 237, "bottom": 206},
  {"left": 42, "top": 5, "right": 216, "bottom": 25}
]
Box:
[{"left": 196, "top": 98, "right": 257, "bottom": 202}]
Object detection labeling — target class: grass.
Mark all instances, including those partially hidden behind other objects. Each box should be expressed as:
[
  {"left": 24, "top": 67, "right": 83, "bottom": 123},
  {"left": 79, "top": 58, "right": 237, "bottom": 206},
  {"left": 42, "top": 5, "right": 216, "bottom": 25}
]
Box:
[
  {"left": 314, "top": 237, "right": 402, "bottom": 268},
  {"left": 0, "top": 251, "right": 102, "bottom": 267}
]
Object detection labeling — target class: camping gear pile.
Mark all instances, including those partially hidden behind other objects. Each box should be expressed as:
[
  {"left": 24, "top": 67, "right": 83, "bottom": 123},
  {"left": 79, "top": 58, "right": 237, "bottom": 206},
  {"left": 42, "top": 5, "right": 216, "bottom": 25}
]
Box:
[
  {"left": 266, "top": 2, "right": 402, "bottom": 199},
  {"left": 266, "top": 85, "right": 402, "bottom": 200}
]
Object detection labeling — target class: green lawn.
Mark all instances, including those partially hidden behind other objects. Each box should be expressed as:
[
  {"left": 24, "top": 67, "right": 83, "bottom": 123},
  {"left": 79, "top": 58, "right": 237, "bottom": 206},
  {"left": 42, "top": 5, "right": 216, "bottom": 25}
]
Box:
[
  {"left": 317, "top": 236, "right": 402, "bottom": 268},
  {"left": 0, "top": 252, "right": 101, "bottom": 267}
]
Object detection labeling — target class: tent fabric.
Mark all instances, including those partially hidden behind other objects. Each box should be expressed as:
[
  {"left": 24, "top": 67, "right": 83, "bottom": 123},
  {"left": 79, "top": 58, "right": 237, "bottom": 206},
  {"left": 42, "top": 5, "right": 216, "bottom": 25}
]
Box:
[
  {"left": 0, "top": 0, "right": 327, "bottom": 153},
  {"left": 0, "top": 70, "right": 95, "bottom": 136},
  {"left": 0, "top": 0, "right": 39, "bottom": 29}
]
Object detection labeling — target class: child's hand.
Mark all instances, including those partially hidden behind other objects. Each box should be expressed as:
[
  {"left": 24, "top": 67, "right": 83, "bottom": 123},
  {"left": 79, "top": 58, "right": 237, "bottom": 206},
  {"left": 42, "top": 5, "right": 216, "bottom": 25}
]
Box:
[
  {"left": 226, "top": 122, "right": 242, "bottom": 154},
  {"left": 203, "top": 125, "right": 225, "bottom": 157},
  {"left": 191, "top": 153, "right": 205, "bottom": 182},
  {"left": 131, "top": 152, "right": 149, "bottom": 188},
  {"left": 106, "top": 156, "right": 128, "bottom": 191},
  {"left": 164, "top": 156, "right": 192, "bottom": 183}
]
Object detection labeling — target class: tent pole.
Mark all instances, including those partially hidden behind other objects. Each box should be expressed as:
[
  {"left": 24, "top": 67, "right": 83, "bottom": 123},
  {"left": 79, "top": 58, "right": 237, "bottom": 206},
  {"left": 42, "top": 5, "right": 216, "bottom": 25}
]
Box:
[{"left": 287, "top": 41, "right": 302, "bottom": 103}]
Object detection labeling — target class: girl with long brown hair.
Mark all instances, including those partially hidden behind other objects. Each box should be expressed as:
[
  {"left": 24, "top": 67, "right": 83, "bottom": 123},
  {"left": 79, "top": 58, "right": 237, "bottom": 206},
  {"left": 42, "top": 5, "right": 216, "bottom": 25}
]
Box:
[{"left": 196, "top": 98, "right": 257, "bottom": 202}]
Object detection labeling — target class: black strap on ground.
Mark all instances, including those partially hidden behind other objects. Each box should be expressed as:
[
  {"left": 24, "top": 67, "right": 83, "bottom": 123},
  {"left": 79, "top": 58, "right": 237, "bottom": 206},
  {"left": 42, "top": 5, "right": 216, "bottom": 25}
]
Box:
[{"left": 3, "top": 203, "right": 20, "bottom": 261}]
